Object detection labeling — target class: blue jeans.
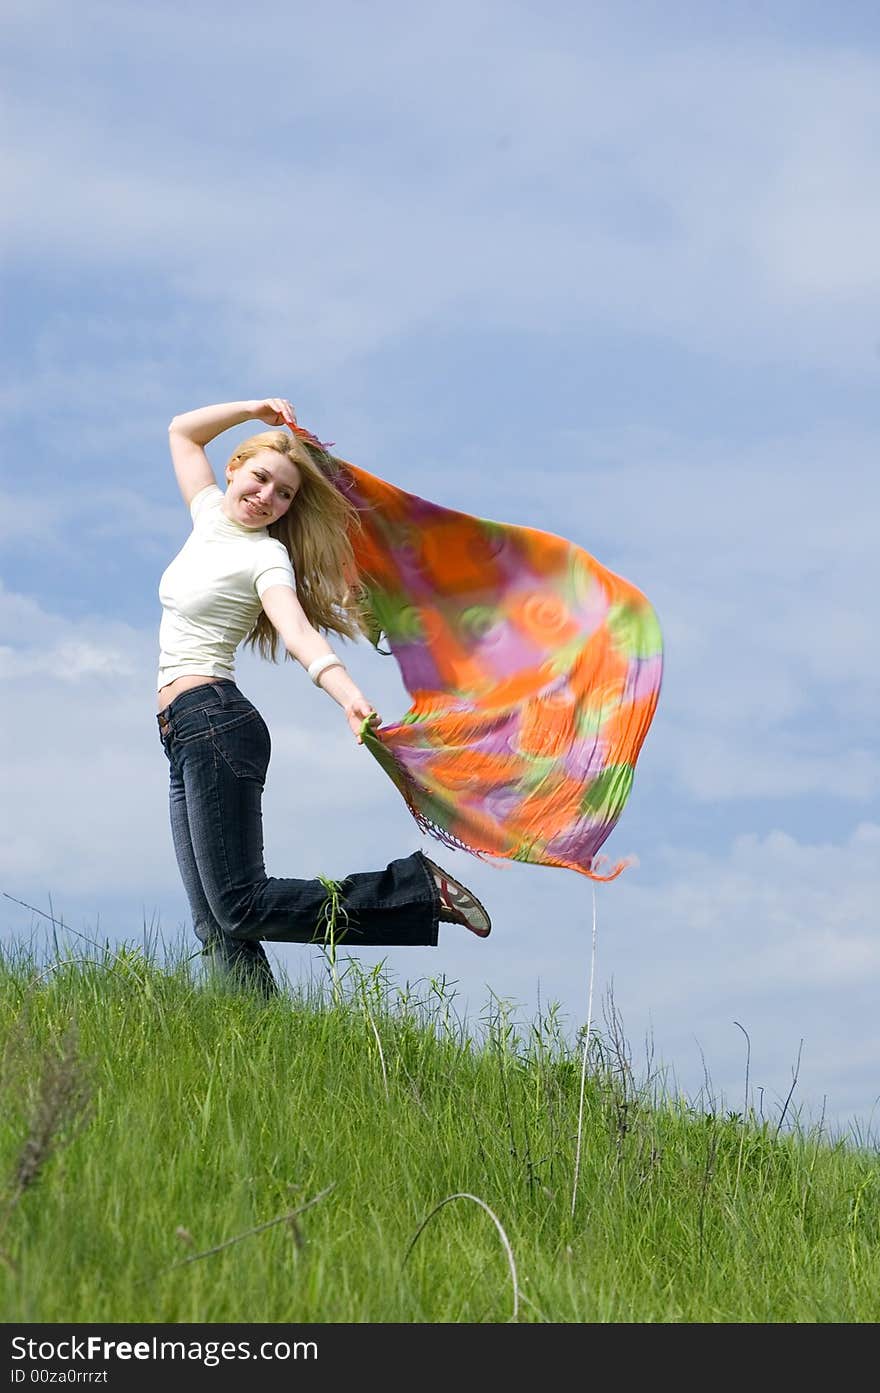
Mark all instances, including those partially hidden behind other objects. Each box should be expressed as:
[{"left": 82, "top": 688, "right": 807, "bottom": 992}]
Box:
[{"left": 157, "top": 680, "right": 439, "bottom": 995}]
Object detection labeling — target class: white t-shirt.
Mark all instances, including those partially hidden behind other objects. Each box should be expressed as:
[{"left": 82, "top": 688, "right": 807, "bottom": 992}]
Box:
[{"left": 157, "top": 484, "right": 296, "bottom": 690}]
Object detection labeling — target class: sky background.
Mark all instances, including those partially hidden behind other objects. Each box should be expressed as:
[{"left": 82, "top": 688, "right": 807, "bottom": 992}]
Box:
[{"left": 2, "top": 1, "right": 879, "bottom": 1141}]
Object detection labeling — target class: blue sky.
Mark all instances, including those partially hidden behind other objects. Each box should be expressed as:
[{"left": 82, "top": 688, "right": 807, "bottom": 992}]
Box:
[{"left": 2, "top": 1, "right": 879, "bottom": 1140}]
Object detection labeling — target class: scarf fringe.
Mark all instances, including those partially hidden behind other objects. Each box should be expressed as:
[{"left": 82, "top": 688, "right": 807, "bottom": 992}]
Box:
[{"left": 384, "top": 740, "right": 631, "bottom": 883}]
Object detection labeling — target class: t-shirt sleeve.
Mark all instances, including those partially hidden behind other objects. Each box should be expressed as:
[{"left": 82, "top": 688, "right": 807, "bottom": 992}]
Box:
[
  {"left": 254, "top": 539, "right": 297, "bottom": 598},
  {"left": 190, "top": 483, "right": 222, "bottom": 522}
]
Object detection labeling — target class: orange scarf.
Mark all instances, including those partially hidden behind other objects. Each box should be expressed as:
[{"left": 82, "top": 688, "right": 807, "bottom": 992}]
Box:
[{"left": 335, "top": 460, "right": 663, "bottom": 881}]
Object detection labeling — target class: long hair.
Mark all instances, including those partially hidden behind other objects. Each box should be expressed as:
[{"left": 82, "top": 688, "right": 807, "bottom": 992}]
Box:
[{"left": 224, "top": 430, "right": 369, "bottom": 662}]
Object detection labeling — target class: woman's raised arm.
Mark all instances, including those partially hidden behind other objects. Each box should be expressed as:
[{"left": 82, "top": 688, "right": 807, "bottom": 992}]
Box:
[{"left": 167, "top": 398, "right": 296, "bottom": 507}]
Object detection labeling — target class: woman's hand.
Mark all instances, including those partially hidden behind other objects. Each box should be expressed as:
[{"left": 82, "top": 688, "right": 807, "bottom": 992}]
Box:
[
  {"left": 345, "top": 697, "right": 381, "bottom": 744},
  {"left": 250, "top": 397, "right": 297, "bottom": 429}
]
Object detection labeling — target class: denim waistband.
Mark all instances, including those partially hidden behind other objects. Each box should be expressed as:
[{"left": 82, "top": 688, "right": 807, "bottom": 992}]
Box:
[{"left": 157, "top": 680, "right": 246, "bottom": 733}]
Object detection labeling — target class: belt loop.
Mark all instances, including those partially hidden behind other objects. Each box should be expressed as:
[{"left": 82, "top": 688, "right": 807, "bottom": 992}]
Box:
[{"left": 211, "top": 682, "right": 230, "bottom": 705}]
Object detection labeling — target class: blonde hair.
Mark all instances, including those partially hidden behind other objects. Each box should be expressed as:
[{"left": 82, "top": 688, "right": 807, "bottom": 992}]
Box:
[{"left": 225, "top": 430, "right": 368, "bottom": 662}]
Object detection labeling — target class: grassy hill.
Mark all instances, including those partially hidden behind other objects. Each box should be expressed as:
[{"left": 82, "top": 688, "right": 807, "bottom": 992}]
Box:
[{"left": 1, "top": 943, "right": 878, "bottom": 1322}]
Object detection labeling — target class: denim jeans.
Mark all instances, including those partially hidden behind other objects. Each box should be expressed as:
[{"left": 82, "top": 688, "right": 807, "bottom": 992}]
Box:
[{"left": 157, "top": 680, "right": 439, "bottom": 995}]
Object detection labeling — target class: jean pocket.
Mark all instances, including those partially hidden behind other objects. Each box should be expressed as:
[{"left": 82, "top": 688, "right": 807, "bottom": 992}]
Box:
[
  {"left": 209, "top": 710, "right": 270, "bottom": 782},
  {"left": 205, "top": 703, "right": 261, "bottom": 737},
  {"left": 170, "top": 707, "right": 211, "bottom": 743},
  {"left": 170, "top": 698, "right": 254, "bottom": 743}
]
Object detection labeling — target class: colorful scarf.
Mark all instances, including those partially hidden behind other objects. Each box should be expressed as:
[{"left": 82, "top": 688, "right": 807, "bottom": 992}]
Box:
[{"left": 333, "top": 460, "right": 662, "bottom": 882}]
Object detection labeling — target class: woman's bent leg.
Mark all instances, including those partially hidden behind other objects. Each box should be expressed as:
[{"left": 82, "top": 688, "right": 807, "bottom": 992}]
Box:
[{"left": 179, "top": 702, "right": 439, "bottom": 948}]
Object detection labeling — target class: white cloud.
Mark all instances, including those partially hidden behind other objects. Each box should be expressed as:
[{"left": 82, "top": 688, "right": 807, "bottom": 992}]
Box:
[
  {"left": 658, "top": 730, "right": 879, "bottom": 803},
  {"left": 0, "top": 582, "right": 145, "bottom": 678},
  {"left": 3, "top": 6, "right": 880, "bottom": 380},
  {"left": 0, "top": 641, "right": 134, "bottom": 681},
  {"left": 0, "top": 487, "right": 184, "bottom": 558}
]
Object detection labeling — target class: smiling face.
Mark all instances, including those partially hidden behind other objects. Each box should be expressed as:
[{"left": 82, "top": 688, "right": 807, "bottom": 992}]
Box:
[{"left": 222, "top": 448, "right": 302, "bottom": 528}]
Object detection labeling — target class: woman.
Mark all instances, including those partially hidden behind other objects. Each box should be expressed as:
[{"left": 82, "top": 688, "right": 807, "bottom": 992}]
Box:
[{"left": 158, "top": 397, "right": 491, "bottom": 997}]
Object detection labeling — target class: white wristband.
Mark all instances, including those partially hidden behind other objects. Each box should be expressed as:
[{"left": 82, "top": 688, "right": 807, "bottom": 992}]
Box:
[{"left": 308, "top": 653, "right": 345, "bottom": 686}]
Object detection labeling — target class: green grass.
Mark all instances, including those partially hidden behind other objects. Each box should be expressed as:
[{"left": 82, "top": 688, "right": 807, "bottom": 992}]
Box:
[{"left": 1, "top": 940, "right": 878, "bottom": 1323}]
